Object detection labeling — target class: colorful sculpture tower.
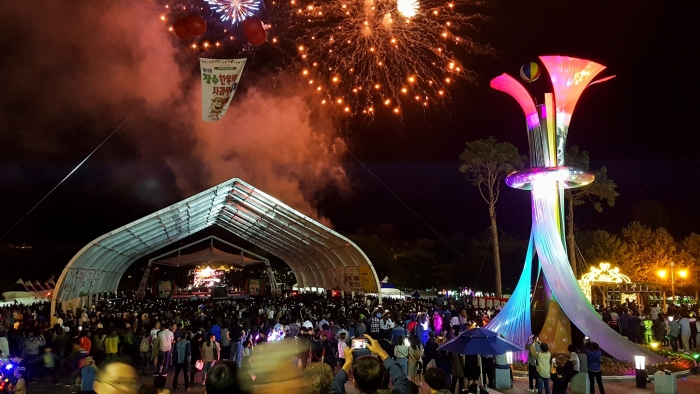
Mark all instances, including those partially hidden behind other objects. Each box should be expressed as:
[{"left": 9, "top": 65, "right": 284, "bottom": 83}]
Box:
[{"left": 486, "top": 56, "right": 664, "bottom": 363}]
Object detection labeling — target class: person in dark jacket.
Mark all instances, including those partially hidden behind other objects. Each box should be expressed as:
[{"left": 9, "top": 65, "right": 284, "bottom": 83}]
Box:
[
  {"left": 173, "top": 335, "right": 191, "bottom": 391},
  {"left": 189, "top": 331, "right": 203, "bottom": 385},
  {"left": 582, "top": 341, "right": 605, "bottom": 394},
  {"left": 330, "top": 335, "right": 410, "bottom": 394}
]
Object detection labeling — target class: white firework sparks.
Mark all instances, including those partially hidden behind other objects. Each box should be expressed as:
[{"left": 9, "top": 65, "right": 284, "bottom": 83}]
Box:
[
  {"left": 207, "top": 0, "right": 261, "bottom": 24},
  {"left": 396, "top": 0, "right": 419, "bottom": 18}
]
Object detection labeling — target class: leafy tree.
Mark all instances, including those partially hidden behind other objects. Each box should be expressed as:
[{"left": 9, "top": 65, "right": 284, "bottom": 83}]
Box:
[
  {"left": 619, "top": 222, "right": 693, "bottom": 282},
  {"left": 575, "top": 229, "right": 627, "bottom": 272},
  {"left": 459, "top": 137, "right": 525, "bottom": 297},
  {"left": 564, "top": 146, "right": 618, "bottom": 277}
]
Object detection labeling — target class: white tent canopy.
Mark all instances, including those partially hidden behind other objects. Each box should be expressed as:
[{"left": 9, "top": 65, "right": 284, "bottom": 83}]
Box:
[{"left": 52, "top": 178, "right": 380, "bottom": 315}]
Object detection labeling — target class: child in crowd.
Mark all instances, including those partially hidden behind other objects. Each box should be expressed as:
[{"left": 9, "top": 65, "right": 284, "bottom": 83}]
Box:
[
  {"left": 550, "top": 366, "right": 567, "bottom": 394},
  {"left": 153, "top": 375, "right": 170, "bottom": 394},
  {"left": 42, "top": 347, "right": 58, "bottom": 384}
]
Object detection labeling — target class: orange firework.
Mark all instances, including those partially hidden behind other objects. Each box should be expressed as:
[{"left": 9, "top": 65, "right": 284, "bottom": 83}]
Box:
[{"left": 272, "top": 0, "right": 493, "bottom": 115}]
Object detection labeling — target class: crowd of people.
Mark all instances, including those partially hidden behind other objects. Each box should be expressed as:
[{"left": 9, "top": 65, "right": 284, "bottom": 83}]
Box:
[
  {"left": 1, "top": 293, "right": 503, "bottom": 394},
  {"left": 596, "top": 300, "right": 700, "bottom": 353},
  {"left": 2, "top": 293, "right": 700, "bottom": 394}
]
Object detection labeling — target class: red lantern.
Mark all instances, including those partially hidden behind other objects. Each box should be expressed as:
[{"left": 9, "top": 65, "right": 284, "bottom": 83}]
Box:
[
  {"left": 241, "top": 17, "right": 266, "bottom": 46},
  {"left": 185, "top": 15, "right": 207, "bottom": 36},
  {"left": 173, "top": 18, "right": 190, "bottom": 39}
]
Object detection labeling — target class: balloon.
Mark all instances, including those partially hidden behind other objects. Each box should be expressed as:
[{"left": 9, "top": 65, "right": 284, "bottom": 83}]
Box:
[
  {"left": 173, "top": 18, "right": 190, "bottom": 39},
  {"left": 520, "top": 62, "right": 541, "bottom": 83},
  {"left": 185, "top": 15, "right": 207, "bottom": 36},
  {"left": 241, "top": 17, "right": 266, "bottom": 46}
]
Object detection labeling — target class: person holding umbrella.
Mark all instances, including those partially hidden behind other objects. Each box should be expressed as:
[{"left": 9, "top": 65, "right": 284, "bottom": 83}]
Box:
[{"left": 530, "top": 341, "right": 552, "bottom": 394}]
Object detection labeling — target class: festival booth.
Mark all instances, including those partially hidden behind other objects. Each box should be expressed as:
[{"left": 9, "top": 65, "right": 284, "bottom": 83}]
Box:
[
  {"left": 1, "top": 278, "right": 55, "bottom": 304},
  {"left": 578, "top": 262, "right": 663, "bottom": 309},
  {"left": 410, "top": 290, "right": 438, "bottom": 300},
  {"left": 380, "top": 283, "right": 405, "bottom": 298}
]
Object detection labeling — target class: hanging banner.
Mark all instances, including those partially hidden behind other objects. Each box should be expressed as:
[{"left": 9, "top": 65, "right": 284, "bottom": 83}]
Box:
[{"left": 200, "top": 58, "right": 247, "bottom": 122}]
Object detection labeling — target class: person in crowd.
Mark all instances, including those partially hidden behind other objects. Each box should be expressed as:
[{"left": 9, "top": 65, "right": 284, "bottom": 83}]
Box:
[
  {"left": 330, "top": 334, "right": 410, "bottom": 394},
  {"left": 219, "top": 324, "right": 230, "bottom": 361},
  {"left": 407, "top": 336, "right": 424, "bottom": 386},
  {"left": 153, "top": 376, "right": 170, "bottom": 394},
  {"left": 200, "top": 333, "right": 220, "bottom": 385},
  {"left": 204, "top": 362, "right": 250, "bottom": 394},
  {"left": 337, "top": 332, "right": 349, "bottom": 370},
  {"left": 530, "top": 341, "right": 551, "bottom": 394},
  {"left": 451, "top": 353, "right": 465, "bottom": 394},
  {"left": 669, "top": 316, "right": 681, "bottom": 352},
  {"left": 526, "top": 336, "right": 541, "bottom": 392},
  {"left": 12, "top": 369, "right": 26, "bottom": 394},
  {"left": 582, "top": 341, "right": 605, "bottom": 394},
  {"left": 172, "top": 334, "right": 191, "bottom": 392},
  {"left": 156, "top": 324, "right": 175, "bottom": 376},
  {"left": 303, "top": 363, "right": 334, "bottom": 394},
  {"left": 424, "top": 367, "right": 452, "bottom": 394},
  {"left": 42, "top": 347, "right": 58, "bottom": 385},
  {"left": 550, "top": 366, "right": 567, "bottom": 394},
  {"left": 680, "top": 313, "right": 691, "bottom": 352},
  {"left": 104, "top": 328, "right": 120, "bottom": 363},
  {"left": 565, "top": 344, "right": 580, "bottom": 382},
  {"left": 188, "top": 329, "right": 203, "bottom": 385},
  {"left": 139, "top": 332, "right": 152, "bottom": 375},
  {"left": 78, "top": 356, "right": 98, "bottom": 394},
  {"left": 394, "top": 336, "right": 409, "bottom": 375}
]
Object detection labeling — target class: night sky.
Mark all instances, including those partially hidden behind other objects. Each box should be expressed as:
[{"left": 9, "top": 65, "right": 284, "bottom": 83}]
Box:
[{"left": 1, "top": 1, "right": 698, "bottom": 261}]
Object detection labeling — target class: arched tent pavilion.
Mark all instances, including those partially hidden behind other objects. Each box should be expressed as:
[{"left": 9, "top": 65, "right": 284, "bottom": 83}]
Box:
[{"left": 51, "top": 178, "right": 381, "bottom": 317}]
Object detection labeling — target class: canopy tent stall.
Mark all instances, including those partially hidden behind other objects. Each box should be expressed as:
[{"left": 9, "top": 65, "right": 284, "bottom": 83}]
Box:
[
  {"left": 411, "top": 290, "right": 438, "bottom": 299},
  {"left": 379, "top": 283, "right": 404, "bottom": 298},
  {"left": 51, "top": 178, "right": 381, "bottom": 317},
  {"left": 136, "top": 235, "right": 272, "bottom": 298}
]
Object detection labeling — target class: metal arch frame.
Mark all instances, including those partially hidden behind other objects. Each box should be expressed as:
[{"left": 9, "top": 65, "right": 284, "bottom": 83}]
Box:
[{"left": 51, "top": 178, "right": 381, "bottom": 318}]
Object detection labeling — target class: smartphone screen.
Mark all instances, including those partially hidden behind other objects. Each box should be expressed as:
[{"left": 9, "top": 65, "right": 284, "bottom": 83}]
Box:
[{"left": 351, "top": 338, "right": 366, "bottom": 349}]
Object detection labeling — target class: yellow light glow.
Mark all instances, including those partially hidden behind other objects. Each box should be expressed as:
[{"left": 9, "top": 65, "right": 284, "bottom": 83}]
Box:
[
  {"left": 374, "top": 84, "right": 380, "bottom": 89},
  {"left": 679, "top": 270, "right": 688, "bottom": 278},
  {"left": 337, "top": 98, "right": 343, "bottom": 104},
  {"left": 657, "top": 270, "right": 667, "bottom": 279},
  {"left": 650, "top": 342, "right": 660, "bottom": 349},
  {"left": 160, "top": 15, "right": 166, "bottom": 21},
  {"left": 401, "top": 88, "right": 407, "bottom": 93},
  {"left": 321, "top": 99, "right": 326, "bottom": 104},
  {"left": 384, "top": 99, "right": 391, "bottom": 105},
  {"left": 332, "top": 76, "right": 339, "bottom": 82},
  {"left": 445, "top": 77, "right": 451, "bottom": 83},
  {"left": 408, "top": 76, "right": 415, "bottom": 83},
  {"left": 302, "top": 70, "right": 309, "bottom": 75},
  {"left": 393, "top": 107, "right": 400, "bottom": 113},
  {"left": 298, "top": 45, "right": 305, "bottom": 51}
]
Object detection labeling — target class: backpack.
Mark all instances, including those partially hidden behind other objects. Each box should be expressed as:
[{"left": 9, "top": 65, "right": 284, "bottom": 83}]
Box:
[{"left": 139, "top": 337, "right": 151, "bottom": 353}]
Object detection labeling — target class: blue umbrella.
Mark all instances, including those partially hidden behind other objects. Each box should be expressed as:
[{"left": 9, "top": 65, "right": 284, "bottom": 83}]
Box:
[{"left": 438, "top": 327, "right": 522, "bottom": 384}]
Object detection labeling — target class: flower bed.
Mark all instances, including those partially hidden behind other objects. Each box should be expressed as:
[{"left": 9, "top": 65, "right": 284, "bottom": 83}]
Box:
[{"left": 512, "top": 349, "right": 695, "bottom": 376}]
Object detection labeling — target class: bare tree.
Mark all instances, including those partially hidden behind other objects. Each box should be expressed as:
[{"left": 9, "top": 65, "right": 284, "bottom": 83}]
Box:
[{"left": 459, "top": 137, "right": 524, "bottom": 297}]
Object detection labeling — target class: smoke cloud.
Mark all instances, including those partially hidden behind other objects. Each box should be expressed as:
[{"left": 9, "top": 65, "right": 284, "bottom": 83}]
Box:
[{"left": 0, "top": 0, "right": 347, "bottom": 225}]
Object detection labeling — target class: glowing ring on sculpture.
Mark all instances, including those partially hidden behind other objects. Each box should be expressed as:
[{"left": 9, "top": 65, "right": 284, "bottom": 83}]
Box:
[{"left": 505, "top": 166, "right": 594, "bottom": 190}]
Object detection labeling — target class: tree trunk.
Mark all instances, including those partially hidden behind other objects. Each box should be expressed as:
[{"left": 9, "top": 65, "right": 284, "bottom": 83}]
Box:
[
  {"left": 489, "top": 205, "right": 503, "bottom": 298},
  {"left": 566, "top": 196, "right": 577, "bottom": 277}
]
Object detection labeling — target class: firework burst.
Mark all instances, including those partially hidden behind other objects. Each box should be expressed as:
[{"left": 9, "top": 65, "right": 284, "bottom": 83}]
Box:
[
  {"left": 207, "top": 0, "right": 261, "bottom": 24},
  {"left": 272, "top": 0, "right": 492, "bottom": 115}
]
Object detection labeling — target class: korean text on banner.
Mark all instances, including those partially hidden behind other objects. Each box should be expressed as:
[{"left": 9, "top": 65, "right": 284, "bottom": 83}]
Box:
[{"left": 200, "top": 58, "right": 247, "bottom": 122}]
